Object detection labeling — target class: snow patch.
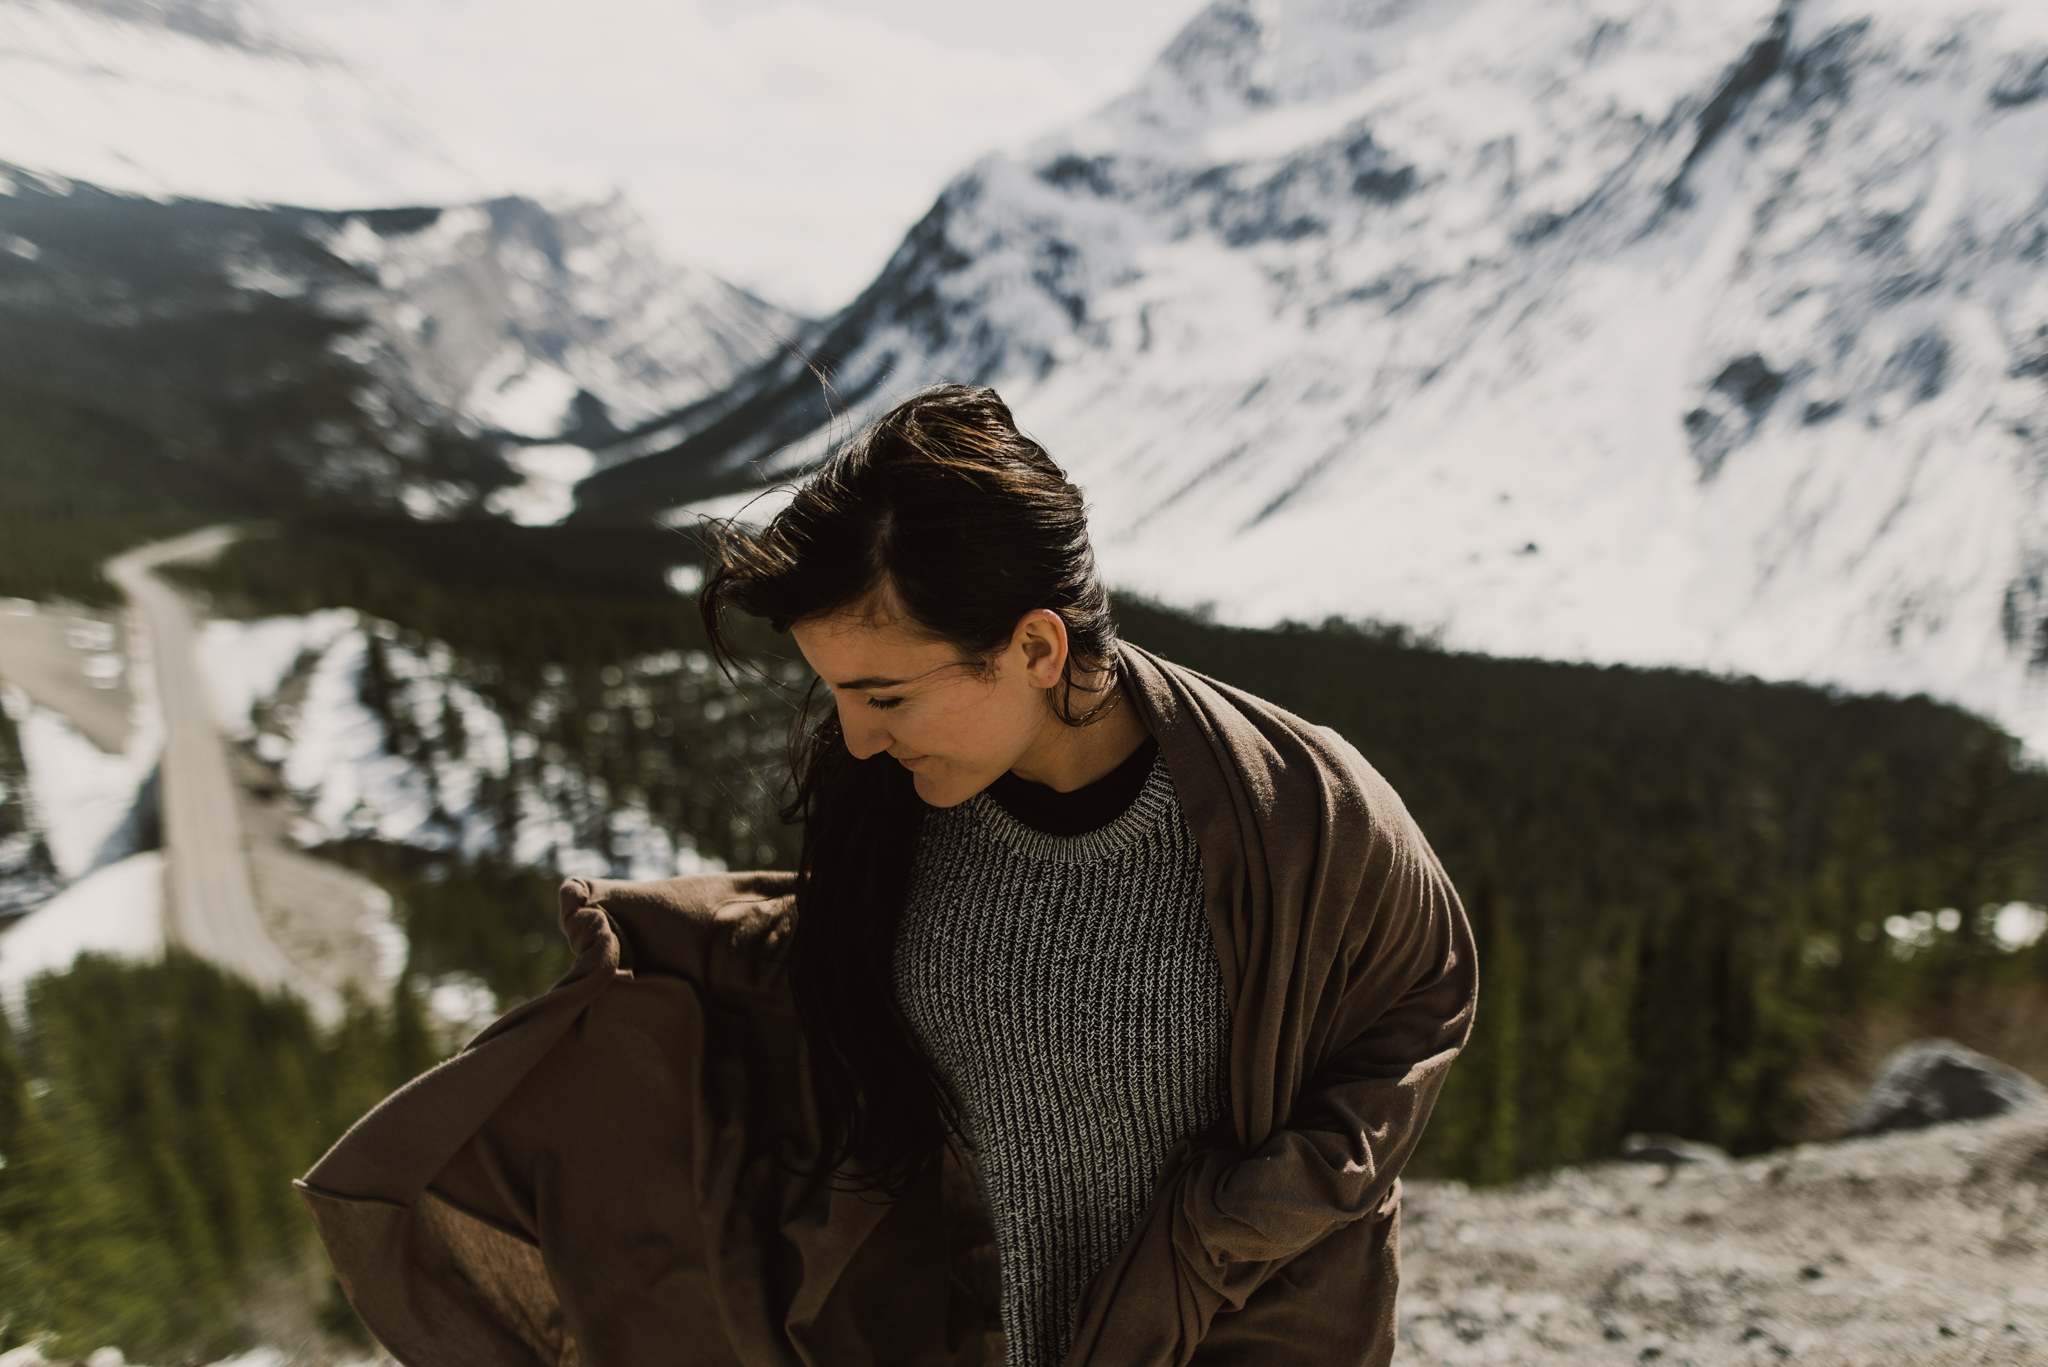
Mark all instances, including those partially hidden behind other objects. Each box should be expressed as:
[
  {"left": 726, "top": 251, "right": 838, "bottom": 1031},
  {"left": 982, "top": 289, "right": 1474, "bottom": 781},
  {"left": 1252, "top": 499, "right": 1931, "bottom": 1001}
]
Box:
[
  {"left": 425, "top": 972, "right": 499, "bottom": 1034},
  {"left": 196, "top": 608, "right": 356, "bottom": 739},
  {"left": 357, "top": 879, "right": 407, "bottom": 986},
  {"left": 1204, "top": 86, "right": 1380, "bottom": 164},
  {"left": 1992, "top": 902, "right": 2048, "bottom": 951},
  {"left": 2, "top": 685, "right": 155, "bottom": 881},
  {"left": 0, "top": 851, "right": 165, "bottom": 1016},
  {"left": 486, "top": 444, "right": 597, "bottom": 526},
  {"left": 463, "top": 355, "right": 582, "bottom": 437},
  {"left": 667, "top": 482, "right": 800, "bottom": 530}
]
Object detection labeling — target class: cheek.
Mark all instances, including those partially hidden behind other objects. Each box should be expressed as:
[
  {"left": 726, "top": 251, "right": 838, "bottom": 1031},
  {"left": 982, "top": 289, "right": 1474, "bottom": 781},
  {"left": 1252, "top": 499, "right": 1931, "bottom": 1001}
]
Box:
[{"left": 932, "top": 681, "right": 1036, "bottom": 756}]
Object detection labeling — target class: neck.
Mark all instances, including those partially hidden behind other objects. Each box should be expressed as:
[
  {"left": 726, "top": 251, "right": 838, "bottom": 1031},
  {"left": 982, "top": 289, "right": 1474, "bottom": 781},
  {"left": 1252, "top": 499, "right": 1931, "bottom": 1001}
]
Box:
[{"left": 1006, "top": 675, "right": 1152, "bottom": 793}]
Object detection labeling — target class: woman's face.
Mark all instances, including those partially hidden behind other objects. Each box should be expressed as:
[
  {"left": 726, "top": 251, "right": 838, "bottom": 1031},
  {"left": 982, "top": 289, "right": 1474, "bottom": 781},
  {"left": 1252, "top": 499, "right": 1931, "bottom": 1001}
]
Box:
[{"left": 789, "top": 603, "right": 1069, "bottom": 808}]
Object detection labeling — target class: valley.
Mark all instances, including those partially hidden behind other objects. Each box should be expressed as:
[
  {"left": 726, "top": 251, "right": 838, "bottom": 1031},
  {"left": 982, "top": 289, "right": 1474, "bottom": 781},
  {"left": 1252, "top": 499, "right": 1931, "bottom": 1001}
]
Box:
[
  {"left": 1, "top": 0, "right": 2047, "bottom": 1359},
  {"left": 10, "top": 514, "right": 2046, "bottom": 1358}
]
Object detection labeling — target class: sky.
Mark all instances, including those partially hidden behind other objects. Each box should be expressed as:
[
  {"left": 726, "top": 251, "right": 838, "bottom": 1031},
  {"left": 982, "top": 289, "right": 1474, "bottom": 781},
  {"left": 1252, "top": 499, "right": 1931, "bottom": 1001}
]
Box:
[{"left": 272, "top": 0, "right": 1205, "bottom": 312}]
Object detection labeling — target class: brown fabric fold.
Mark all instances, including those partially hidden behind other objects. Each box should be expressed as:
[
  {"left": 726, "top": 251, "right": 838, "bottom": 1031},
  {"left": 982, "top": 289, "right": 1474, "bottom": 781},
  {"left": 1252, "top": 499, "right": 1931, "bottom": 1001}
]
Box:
[
  {"left": 300, "top": 645, "right": 1476, "bottom": 1366},
  {"left": 1068, "top": 646, "right": 1476, "bottom": 1366},
  {"left": 299, "top": 872, "right": 961, "bottom": 1366}
]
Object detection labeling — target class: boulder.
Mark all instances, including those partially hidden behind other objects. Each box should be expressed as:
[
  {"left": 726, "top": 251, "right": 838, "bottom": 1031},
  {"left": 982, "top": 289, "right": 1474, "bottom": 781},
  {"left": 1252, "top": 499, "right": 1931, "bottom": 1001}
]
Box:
[{"left": 1842, "top": 1039, "right": 2046, "bottom": 1138}]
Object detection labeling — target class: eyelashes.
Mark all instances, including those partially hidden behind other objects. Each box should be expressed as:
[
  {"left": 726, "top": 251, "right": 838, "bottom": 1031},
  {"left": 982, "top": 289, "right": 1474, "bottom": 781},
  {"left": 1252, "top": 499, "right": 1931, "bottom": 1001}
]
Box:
[{"left": 865, "top": 696, "right": 906, "bottom": 711}]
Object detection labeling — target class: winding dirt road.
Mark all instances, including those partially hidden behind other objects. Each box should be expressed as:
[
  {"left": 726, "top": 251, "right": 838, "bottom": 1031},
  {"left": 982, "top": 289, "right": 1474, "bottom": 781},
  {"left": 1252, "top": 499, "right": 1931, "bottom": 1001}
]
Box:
[{"left": 107, "top": 529, "right": 342, "bottom": 1021}]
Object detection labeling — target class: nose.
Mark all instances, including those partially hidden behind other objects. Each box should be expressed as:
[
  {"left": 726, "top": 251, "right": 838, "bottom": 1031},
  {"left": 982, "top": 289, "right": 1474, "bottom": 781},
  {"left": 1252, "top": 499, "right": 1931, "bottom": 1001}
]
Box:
[{"left": 836, "top": 696, "right": 892, "bottom": 760}]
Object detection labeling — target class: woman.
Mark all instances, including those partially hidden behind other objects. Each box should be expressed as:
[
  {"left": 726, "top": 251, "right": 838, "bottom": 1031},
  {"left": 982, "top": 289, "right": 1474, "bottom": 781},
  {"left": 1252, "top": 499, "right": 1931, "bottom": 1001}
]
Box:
[{"left": 299, "top": 386, "right": 1477, "bottom": 1367}]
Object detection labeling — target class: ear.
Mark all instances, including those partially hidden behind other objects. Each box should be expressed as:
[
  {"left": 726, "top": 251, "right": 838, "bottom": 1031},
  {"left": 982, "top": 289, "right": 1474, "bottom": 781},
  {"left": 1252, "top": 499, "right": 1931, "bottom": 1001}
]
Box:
[{"left": 1012, "top": 609, "right": 1070, "bottom": 689}]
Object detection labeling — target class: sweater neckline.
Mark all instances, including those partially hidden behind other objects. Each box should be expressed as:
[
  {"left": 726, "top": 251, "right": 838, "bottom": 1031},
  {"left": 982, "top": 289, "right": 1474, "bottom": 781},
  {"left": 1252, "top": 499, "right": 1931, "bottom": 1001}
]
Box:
[
  {"left": 959, "top": 750, "right": 1180, "bottom": 865},
  {"left": 983, "top": 737, "right": 1160, "bottom": 837}
]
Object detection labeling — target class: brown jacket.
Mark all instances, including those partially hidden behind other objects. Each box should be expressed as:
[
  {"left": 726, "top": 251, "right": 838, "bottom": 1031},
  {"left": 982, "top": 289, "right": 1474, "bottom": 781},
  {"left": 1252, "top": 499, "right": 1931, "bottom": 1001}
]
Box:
[{"left": 298, "top": 644, "right": 1478, "bottom": 1366}]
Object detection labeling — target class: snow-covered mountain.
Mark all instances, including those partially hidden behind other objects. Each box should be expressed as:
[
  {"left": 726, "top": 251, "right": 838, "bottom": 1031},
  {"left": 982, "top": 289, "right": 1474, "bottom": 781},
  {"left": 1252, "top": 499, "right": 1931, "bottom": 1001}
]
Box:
[
  {"left": 323, "top": 196, "right": 800, "bottom": 442},
  {"left": 0, "top": 0, "right": 475, "bottom": 208},
  {"left": 0, "top": 0, "right": 799, "bottom": 450},
  {"left": 577, "top": 0, "right": 2048, "bottom": 747}
]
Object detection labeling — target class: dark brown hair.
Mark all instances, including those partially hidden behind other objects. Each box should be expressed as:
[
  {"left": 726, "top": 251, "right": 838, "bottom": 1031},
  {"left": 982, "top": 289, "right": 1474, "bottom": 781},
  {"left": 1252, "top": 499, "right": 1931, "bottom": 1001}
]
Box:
[{"left": 699, "top": 384, "right": 1120, "bottom": 1191}]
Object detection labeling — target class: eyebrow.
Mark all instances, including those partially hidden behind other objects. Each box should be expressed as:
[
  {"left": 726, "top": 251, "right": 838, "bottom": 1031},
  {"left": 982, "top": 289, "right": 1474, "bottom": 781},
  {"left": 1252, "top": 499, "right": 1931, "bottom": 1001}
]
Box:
[{"left": 828, "top": 659, "right": 963, "bottom": 691}]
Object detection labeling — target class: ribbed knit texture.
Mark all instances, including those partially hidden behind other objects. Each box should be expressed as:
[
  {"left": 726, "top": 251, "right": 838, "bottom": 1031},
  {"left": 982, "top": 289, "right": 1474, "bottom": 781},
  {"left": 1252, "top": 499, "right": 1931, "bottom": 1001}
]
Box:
[{"left": 893, "top": 754, "right": 1230, "bottom": 1367}]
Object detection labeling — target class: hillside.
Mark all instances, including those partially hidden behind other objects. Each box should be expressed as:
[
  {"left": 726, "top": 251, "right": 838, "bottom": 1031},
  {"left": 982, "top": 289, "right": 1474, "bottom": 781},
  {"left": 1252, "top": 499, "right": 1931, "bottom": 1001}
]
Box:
[
  {"left": 324, "top": 195, "right": 800, "bottom": 443},
  {"left": 0, "top": 174, "right": 512, "bottom": 602},
  {"left": 0, "top": 171, "right": 798, "bottom": 598},
  {"left": 571, "top": 0, "right": 2048, "bottom": 751}
]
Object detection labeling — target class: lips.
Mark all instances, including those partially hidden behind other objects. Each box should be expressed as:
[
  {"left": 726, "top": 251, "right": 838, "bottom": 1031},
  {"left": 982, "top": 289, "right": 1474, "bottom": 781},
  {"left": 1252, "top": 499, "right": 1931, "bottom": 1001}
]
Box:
[{"left": 894, "top": 754, "right": 928, "bottom": 770}]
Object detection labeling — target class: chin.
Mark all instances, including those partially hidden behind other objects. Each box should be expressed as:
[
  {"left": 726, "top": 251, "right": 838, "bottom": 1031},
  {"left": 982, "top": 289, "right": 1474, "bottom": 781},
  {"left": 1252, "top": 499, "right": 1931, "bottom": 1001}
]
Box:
[{"left": 910, "top": 770, "right": 978, "bottom": 809}]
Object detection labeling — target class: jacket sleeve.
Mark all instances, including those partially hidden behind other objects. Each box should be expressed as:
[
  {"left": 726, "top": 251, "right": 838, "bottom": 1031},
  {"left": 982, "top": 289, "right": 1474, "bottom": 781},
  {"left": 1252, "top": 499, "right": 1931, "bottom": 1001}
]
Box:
[
  {"left": 1065, "top": 807, "right": 1478, "bottom": 1367},
  {"left": 1200, "top": 836, "right": 1475, "bottom": 1265},
  {"left": 1184, "top": 825, "right": 1476, "bottom": 1269}
]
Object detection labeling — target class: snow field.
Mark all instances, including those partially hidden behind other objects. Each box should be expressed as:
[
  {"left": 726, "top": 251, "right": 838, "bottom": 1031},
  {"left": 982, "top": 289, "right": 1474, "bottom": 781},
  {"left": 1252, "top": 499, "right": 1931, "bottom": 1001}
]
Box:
[
  {"left": 1, "top": 683, "right": 156, "bottom": 882},
  {"left": 0, "top": 0, "right": 477, "bottom": 210},
  {"left": 0, "top": 851, "right": 165, "bottom": 1018}
]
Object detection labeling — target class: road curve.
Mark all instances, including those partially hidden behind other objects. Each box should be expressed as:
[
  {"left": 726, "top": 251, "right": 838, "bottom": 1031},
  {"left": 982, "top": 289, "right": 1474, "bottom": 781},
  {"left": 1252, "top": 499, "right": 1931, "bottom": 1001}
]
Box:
[{"left": 107, "top": 529, "right": 342, "bottom": 1022}]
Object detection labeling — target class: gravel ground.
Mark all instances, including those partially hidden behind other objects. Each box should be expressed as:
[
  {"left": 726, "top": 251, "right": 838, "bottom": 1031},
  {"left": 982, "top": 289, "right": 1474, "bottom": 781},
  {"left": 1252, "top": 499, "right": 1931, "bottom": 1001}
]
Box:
[{"left": 1399, "top": 1108, "right": 2048, "bottom": 1366}]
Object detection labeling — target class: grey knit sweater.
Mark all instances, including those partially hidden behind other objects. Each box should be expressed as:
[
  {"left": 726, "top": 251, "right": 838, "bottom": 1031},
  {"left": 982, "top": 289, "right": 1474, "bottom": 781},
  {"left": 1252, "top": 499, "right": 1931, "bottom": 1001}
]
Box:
[{"left": 893, "top": 752, "right": 1231, "bottom": 1367}]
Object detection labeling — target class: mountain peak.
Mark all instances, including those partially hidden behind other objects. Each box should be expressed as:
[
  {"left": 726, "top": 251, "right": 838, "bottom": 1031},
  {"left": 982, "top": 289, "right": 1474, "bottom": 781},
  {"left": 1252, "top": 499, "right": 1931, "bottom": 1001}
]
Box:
[{"left": 1145, "top": 0, "right": 1438, "bottom": 121}]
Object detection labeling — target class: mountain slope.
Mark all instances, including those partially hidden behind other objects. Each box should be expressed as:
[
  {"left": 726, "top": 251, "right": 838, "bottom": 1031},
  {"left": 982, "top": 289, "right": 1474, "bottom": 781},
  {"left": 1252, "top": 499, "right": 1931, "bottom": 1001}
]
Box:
[
  {"left": 1, "top": 0, "right": 800, "bottom": 449},
  {"left": 0, "top": 0, "right": 476, "bottom": 207},
  {"left": 323, "top": 196, "right": 800, "bottom": 441},
  {"left": 0, "top": 174, "right": 522, "bottom": 529},
  {"left": 575, "top": 0, "right": 2048, "bottom": 747}
]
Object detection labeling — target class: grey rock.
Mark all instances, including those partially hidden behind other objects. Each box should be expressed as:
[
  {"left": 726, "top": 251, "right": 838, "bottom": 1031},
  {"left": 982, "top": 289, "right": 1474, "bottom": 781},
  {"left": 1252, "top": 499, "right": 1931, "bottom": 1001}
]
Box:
[
  {"left": 1620, "top": 1133, "right": 1728, "bottom": 1165},
  {"left": 1842, "top": 1039, "right": 2047, "bottom": 1137}
]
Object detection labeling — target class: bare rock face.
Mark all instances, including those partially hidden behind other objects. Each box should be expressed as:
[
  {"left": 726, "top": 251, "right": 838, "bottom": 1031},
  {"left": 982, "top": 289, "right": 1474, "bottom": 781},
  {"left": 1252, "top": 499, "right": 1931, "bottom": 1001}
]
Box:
[{"left": 1843, "top": 1039, "right": 2048, "bottom": 1139}]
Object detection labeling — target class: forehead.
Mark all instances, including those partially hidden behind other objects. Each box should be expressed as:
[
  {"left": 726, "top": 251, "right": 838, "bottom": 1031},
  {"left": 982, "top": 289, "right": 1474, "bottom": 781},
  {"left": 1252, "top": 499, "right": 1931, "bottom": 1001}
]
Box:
[{"left": 789, "top": 612, "right": 964, "bottom": 687}]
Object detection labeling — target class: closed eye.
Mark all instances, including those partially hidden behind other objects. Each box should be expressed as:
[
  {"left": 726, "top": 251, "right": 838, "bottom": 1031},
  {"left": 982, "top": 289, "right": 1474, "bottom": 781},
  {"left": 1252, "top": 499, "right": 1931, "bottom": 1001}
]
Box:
[{"left": 866, "top": 695, "right": 905, "bottom": 711}]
